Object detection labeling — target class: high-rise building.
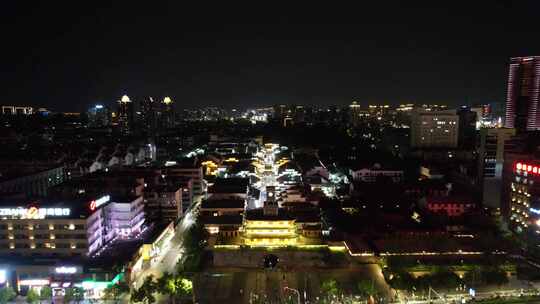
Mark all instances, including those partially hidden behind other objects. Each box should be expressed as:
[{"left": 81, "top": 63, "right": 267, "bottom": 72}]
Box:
[
  {"left": 477, "top": 128, "right": 515, "bottom": 209},
  {"left": 87, "top": 104, "right": 111, "bottom": 127},
  {"left": 504, "top": 56, "right": 540, "bottom": 132},
  {"left": 410, "top": 109, "right": 459, "bottom": 148},
  {"left": 457, "top": 107, "right": 478, "bottom": 149},
  {"left": 140, "top": 97, "right": 158, "bottom": 133},
  {"left": 117, "top": 95, "right": 134, "bottom": 135},
  {"left": 349, "top": 101, "right": 361, "bottom": 125},
  {"left": 160, "top": 96, "right": 175, "bottom": 129}
]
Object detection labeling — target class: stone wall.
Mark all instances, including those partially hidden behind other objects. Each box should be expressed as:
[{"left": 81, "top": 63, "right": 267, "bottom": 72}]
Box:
[{"left": 213, "top": 249, "right": 328, "bottom": 268}]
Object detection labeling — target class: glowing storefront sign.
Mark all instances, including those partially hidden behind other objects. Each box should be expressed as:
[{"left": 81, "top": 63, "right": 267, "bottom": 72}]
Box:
[
  {"left": 55, "top": 266, "right": 77, "bottom": 274},
  {"left": 19, "top": 279, "right": 50, "bottom": 286},
  {"left": 530, "top": 208, "right": 540, "bottom": 215},
  {"left": 0, "top": 270, "right": 6, "bottom": 284},
  {"left": 89, "top": 195, "right": 111, "bottom": 211},
  {"left": 516, "top": 162, "right": 540, "bottom": 175},
  {"left": 0, "top": 207, "right": 70, "bottom": 219}
]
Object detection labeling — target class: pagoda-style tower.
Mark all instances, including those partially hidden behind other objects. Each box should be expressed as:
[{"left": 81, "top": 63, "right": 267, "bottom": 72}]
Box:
[{"left": 242, "top": 186, "right": 297, "bottom": 247}]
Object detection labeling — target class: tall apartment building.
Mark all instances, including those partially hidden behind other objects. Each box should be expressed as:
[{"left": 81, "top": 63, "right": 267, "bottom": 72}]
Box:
[
  {"left": 410, "top": 109, "right": 459, "bottom": 148},
  {"left": 477, "top": 128, "right": 516, "bottom": 208},
  {"left": 505, "top": 56, "right": 540, "bottom": 132}
]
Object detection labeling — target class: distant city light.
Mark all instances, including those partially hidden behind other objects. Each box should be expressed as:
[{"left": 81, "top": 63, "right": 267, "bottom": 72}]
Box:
[{"left": 95, "top": 104, "right": 104, "bottom": 109}]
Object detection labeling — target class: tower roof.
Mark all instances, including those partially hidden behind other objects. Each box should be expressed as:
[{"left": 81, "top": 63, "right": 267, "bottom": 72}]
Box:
[{"left": 120, "top": 95, "right": 131, "bottom": 103}]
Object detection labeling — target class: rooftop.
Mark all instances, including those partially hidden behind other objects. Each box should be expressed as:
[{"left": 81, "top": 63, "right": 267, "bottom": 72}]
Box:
[
  {"left": 245, "top": 208, "right": 294, "bottom": 221},
  {"left": 201, "top": 199, "right": 245, "bottom": 209}
]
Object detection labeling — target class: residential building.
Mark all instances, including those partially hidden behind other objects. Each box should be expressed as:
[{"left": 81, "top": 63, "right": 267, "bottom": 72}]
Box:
[
  {"left": 143, "top": 185, "right": 183, "bottom": 224},
  {"left": 87, "top": 105, "right": 111, "bottom": 128},
  {"left": 477, "top": 128, "right": 516, "bottom": 209},
  {"left": 410, "top": 109, "right": 459, "bottom": 148}
]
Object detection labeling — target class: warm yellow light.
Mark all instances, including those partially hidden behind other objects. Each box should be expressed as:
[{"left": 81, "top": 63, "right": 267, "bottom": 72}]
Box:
[
  {"left": 163, "top": 96, "right": 173, "bottom": 105},
  {"left": 50, "top": 235, "right": 55, "bottom": 240}
]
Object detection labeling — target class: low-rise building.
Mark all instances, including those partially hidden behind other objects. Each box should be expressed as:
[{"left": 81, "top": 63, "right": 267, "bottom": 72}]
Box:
[{"left": 143, "top": 185, "right": 183, "bottom": 224}]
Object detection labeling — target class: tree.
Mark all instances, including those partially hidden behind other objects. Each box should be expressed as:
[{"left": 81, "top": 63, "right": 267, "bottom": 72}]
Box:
[
  {"left": 483, "top": 267, "right": 509, "bottom": 286},
  {"left": 131, "top": 275, "right": 157, "bottom": 304},
  {"left": 0, "top": 286, "right": 16, "bottom": 304},
  {"left": 64, "top": 287, "right": 85, "bottom": 304},
  {"left": 102, "top": 282, "right": 129, "bottom": 304},
  {"left": 155, "top": 272, "right": 193, "bottom": 304},
  {"left": 357, "top": 280, "right": 376, "bottom": 297},
  {"left": 39, "top": 286, "right": 52, "bottom": 304},
  {"left": 26, "top": 288, "right": 39, "bottom": 304},
  {"left": 387, "top": 271, "right": 416, "bottom": 291},
  {"left": 156, "top": 272, "right": 175, "bottom": 303},
  {"left": 320, "top": 279, "right": 339, "bottom": 297}
]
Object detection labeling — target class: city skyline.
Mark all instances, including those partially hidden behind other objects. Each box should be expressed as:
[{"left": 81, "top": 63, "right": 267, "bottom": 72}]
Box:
[{"left": 2, "top": 2, "right": 540, "bottom": 111}]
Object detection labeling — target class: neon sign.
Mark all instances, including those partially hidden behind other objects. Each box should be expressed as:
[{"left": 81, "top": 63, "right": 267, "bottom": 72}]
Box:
[
  {"left": 89, "top": 195, "right": 110, "bottom": 211},
  {"left": 516, "top": 162, "right": 540, "bottom": 175},
  {"left": 0, "top": 207, "right": 70, "bottom": 219}
]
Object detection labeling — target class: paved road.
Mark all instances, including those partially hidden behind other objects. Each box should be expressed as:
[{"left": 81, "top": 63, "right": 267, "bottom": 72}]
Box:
[
  {"left": 192, "top": 264, "right": 393, "bottom": 304},
  {"left": 132, "top": 199, "right": 200, "bottom": 290}
]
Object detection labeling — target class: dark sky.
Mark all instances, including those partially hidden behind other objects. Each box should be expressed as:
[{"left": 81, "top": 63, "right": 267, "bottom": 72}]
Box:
[{"left": 1, "top": 1, "right": 540, "bottom": 111}]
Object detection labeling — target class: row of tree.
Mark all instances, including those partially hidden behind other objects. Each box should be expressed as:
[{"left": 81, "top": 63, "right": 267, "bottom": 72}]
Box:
[
  {"left": 131, "top": 272, "right": 193, "bottom": 304},
  {"left": 0, "top": 285, "right": 84, "bottom": 304},
  {"left": 386, "top": 266, "right": 509, "bottom": 292}
]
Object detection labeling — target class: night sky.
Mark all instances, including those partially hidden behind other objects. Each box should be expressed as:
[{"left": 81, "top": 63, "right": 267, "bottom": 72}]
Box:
[{"left": 2, "top": 1, "right": 540, "bottom": 111}]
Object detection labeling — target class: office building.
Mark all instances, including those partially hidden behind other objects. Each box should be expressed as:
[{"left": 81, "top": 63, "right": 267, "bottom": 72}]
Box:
[
  {"left": 504, "top": 56, "right": 540, "bottom": 132},
  {"left": 477, "top": 128, "right": 515, "bottom": 209},
  {"left": 410, "top": 109, "right": 459, "bottom": 148}
]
